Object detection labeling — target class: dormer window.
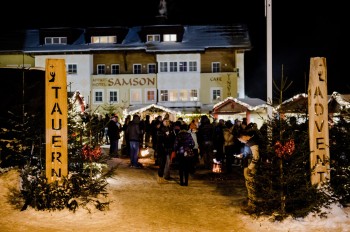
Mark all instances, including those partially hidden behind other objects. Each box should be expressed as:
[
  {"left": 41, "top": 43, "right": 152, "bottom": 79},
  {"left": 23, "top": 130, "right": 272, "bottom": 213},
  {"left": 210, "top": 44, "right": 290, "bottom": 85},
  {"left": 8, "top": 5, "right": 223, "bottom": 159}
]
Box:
[
  {"left": 91, "top": 36, "right": 117, "bottom": 44},
  {"left": 147, "top": 34, "right": 160, "bottom": 42},
  {"left": 163, "top": 34, "right": 177, "bottom": 42},
  {"left": 45, "top": 37, "right": 67, "bottom": 45}
]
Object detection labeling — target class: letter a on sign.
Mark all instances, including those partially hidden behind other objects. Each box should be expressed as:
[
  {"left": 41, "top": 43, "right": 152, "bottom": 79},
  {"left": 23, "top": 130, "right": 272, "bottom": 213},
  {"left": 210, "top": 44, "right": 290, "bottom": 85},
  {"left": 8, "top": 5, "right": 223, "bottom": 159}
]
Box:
[
  {"left": 308, "top": 57, "right": 330, "bottom": 186},
  {"left": 45, "top": 59, "right": 68, "bottom": 183}
]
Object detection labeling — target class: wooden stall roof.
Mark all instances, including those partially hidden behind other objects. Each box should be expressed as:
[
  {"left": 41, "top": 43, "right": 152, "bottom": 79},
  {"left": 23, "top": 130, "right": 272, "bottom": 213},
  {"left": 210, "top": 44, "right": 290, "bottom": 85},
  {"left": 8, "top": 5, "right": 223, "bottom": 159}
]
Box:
[{"left": 212, "top": 97, "right": 267, "bottom": 114}]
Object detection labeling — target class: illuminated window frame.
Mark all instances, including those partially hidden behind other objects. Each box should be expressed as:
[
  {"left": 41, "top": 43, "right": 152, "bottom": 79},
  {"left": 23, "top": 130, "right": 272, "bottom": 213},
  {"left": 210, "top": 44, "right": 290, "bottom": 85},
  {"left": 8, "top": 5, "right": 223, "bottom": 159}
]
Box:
[
  {"left": 130, "top": 89, "right": 142, "bottom": 104},
  {"left": 147, "top": 34, "right": 160, "bottom": 42},
  {"left": 163, "top": 34, "right": 177, "bottom": 42},
  {"left": 91, "top": 36, "right": 117, "bottom": 44},
  {"left": 145, "top": 88, "right": 156, "bottom": 103}
]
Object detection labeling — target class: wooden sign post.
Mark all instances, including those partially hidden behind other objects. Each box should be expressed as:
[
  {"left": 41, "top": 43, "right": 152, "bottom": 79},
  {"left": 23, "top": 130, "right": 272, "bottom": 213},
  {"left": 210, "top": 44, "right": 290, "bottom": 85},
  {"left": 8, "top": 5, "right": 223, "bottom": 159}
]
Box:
[
  {"left": 45, "top": 59, "right": 68, "bottom": 183},
  {"left": 308, "top": 57, "right": 330, "bottom": 186}
]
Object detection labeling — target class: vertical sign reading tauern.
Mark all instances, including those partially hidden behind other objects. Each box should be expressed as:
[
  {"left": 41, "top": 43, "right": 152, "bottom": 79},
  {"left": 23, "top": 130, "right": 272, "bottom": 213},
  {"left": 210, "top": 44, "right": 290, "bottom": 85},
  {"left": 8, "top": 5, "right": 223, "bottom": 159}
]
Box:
[
  {"left": 45, "top": 59, "right": 68, "bottom": 183},
  {"left": 308, "top": 57, "right": 330, "bottom": 186}
]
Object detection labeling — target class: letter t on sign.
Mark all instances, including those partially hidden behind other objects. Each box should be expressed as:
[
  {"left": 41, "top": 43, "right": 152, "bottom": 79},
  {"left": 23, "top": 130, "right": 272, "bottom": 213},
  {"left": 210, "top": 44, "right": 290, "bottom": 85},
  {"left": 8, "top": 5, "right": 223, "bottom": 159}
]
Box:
[{"left": 308, "top": 57, "right": 330, "bottom": 186}]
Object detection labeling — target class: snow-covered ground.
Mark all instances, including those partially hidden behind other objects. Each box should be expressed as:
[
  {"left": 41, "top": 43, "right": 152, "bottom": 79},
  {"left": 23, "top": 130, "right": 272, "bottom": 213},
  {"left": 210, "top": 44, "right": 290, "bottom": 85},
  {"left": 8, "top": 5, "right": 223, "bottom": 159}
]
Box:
[{"left": 0, "top": 157, "right": 349, "bottom": 232}]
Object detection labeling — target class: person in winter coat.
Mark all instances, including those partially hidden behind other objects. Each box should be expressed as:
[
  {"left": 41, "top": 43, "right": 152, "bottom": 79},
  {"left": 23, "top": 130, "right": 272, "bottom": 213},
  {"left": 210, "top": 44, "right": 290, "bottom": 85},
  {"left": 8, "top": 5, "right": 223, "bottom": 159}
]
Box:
[
  {"left": 189, "top": 127, "right": 199, "bottom": 171},
  {"left": 156, "top": 118, "right": 176, "bottom": 183},
  {"left": 197, "top": 115, "right": 215, "bottom": 169},
  {"left": 223, "top": 120, "right": 235, "bottom": 173},
  {"left": 174, "top": 124, "right": 195, "bottom": 186},
  {"left": 125, "top": 114, "right": 143, "bottom": 168},
  {"left": 107, "top": 115, "right": 121, "bottom": 157},
  {"left": 213, "top": 119, "right": 225, "bottom": 164},
  {"left": 235, "top": 123, "right": 260, "bottom": 212}
]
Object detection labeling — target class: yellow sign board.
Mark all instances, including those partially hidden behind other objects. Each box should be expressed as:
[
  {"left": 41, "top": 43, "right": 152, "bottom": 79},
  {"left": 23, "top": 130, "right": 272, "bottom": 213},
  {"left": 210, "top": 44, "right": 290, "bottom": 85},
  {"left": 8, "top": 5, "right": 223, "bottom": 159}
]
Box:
[
  {"left": 45, "top": 59, "right": 68, "bottom": 183},
  {"left": 308, "top": 57, "right": 330, "bottom": 186}
]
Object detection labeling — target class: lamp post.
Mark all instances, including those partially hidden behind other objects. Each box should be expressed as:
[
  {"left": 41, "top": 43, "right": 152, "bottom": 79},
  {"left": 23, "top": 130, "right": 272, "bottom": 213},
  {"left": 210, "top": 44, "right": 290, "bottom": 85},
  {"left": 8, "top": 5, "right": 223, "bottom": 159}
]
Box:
[{"left": 266, "top": 0, "right": 273, "bottom": 118}]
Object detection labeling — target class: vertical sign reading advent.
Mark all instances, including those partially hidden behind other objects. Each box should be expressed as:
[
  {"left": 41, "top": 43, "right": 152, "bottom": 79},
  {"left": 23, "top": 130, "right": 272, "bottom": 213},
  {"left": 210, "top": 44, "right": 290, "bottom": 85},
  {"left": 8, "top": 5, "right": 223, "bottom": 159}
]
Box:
[
  {"left": 308, "top": 57, "right": 330, "bottom": 186},
  {"left": 45, "top": 59, "right": 68, "bottom": 183}
]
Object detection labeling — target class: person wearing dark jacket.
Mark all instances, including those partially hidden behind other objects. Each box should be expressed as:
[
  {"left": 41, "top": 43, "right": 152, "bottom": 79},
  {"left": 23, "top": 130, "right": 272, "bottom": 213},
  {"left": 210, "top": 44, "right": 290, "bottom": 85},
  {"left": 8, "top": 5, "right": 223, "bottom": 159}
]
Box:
[
  {"left": 107, "top": 115, "right": 121, "bottom": 157},
  {"left": 156, "top": 118, "right": 175, "bottom": 183},
  {"left": 174, "top": 124, "right": 195, "bottom": 186},
  {"left": 197, "top": 115, "right": 215, "bottom": 169},
  {"left": 125, "top": 114, "right": 143, "bottom": 168}
]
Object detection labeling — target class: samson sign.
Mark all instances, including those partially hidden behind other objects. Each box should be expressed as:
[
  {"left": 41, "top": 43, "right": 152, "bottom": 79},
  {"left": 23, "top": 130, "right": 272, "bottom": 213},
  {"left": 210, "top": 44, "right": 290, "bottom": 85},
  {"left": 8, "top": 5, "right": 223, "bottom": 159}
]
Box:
[
  {"left": 45, "top": 59, "right": 68, "bottom": 183},
  {"left": 308, "top": 57, "right": 330, "bottom": 186}
]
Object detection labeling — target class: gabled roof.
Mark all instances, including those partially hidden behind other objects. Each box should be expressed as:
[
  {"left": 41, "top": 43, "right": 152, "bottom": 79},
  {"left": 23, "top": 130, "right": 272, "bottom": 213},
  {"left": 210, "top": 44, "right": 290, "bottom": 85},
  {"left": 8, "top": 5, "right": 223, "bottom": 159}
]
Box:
[
  {"left": 274, "top": 93, "right": 309, "bottom": 113},
  {"left": 144, "top": 24, "right": 251, "bottom": 52},
  {"left": 0, "top": 24, "right": 251, "bottom": 54},
  {"left": 328, "top": 92, "right": 350, "bottom": 113},
  {"left": 275, "top": 92, "right": 350, "bottom": 113},
  {"left": 128, "top": 104, "right": 180, "bottom": 116},
  {"left": 212, "top": 96, "right": 267, "bottom": 114}
]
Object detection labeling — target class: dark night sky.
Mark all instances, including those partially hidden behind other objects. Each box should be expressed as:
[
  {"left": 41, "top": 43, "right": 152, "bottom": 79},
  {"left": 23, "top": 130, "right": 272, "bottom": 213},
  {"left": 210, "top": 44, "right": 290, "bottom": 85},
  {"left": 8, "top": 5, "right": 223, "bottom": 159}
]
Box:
[{"left": 4, "top": 0, "right": 348, "bottom": 101}]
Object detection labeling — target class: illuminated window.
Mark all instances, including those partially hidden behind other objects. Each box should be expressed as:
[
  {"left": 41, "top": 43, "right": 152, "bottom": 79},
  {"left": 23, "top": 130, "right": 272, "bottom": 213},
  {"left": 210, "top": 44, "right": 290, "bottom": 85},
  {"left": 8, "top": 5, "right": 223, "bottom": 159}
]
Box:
[
  {"left": 130, "top": 89, "right": 142, "bottom": 104},
  {"left": 145, "top": 89, "right": 156, "bottom": 102},
  {"left": 147, "top": 34, "right": 160, "bottom": 42},
  {"left": 169, "top": 90, "right": 178, "bottom": 101},
  {"left": 160, "top": 90, "right": 168, "bottom": 101},
  {"left": 190, "top": 89, "right": 198, "bottom": 101},
  {"left": 163, "top": 34, "right": 177, "bottom": 42},
  {"left": 179, "top": 89, "right": 188, "bottom": 101},
  {"left": 177, "top": 89, "right": 198, "bottom": 101},
  {"left": 91, "top": 36, "right": 117, "bottom": 44},
  {"left": 45, "top": 37, "right": 67, "bottom": 45}
]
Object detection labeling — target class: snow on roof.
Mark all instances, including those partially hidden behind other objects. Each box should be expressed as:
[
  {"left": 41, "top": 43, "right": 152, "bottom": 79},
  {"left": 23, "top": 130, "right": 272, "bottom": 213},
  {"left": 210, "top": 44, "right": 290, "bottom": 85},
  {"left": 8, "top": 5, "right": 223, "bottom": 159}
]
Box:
[
  {"left": 328, "top": 91, "right": 350, "bottom": 112},
  {"left": 127, "top": 104, "right": 180, "bottom": 116},
  {"left": 213, "top": 96, "right": 267, "bottom": 111},
  {"left": 274, "top": 93, "right": 308, "bottom": 112},
  {"left": 17, "top": 24, "right": 251, "bottom": 53},
  {"left": 275, "top": 92, "right": 350, "bottom": 113}
]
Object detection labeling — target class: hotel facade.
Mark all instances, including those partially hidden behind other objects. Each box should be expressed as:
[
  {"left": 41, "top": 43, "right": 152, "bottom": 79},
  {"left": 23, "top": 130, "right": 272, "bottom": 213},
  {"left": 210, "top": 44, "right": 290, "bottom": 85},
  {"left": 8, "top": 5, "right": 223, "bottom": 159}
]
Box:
[{"left": 0, "top": 24, "right": 252, "bottom": 119}]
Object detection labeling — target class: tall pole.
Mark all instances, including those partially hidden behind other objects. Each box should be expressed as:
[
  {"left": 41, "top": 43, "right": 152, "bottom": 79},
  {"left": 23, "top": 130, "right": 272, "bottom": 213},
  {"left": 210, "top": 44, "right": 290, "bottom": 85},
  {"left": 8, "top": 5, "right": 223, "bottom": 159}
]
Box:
[{"left": 266, "top": 0, "right": 273, "bottom": 118}]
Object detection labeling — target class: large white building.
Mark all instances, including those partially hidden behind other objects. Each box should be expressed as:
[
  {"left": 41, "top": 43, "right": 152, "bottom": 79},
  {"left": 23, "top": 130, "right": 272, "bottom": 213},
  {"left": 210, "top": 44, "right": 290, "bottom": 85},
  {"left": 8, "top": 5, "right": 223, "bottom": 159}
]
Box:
[{"left": 0, "top": 24, "right": 253, "bottom": 118}]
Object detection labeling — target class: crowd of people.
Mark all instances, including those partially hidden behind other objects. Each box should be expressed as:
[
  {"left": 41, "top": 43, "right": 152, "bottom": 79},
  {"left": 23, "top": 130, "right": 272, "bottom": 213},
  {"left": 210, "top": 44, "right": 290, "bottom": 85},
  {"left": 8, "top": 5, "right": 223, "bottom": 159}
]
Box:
[
  {"left": 86, "top": 112, "right": 306, "bottom": 212},
  {"left": 99, "top": 112, "right": 264, "bottom": 189},
  {"left": 92, "top": 112, "right": 268, "bottom": 211}
]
